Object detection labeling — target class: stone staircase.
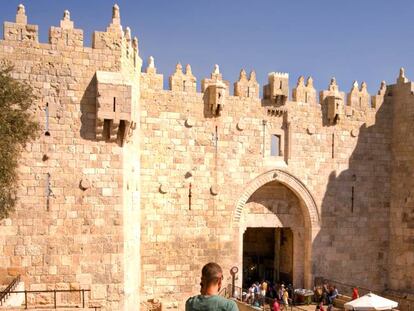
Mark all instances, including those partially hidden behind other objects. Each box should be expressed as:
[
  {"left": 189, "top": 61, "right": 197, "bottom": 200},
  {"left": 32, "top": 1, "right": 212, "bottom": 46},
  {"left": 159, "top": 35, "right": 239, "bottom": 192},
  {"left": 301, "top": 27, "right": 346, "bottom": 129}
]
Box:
[{"left": 0, "top": 275, "right": 24, "bottom": 309}]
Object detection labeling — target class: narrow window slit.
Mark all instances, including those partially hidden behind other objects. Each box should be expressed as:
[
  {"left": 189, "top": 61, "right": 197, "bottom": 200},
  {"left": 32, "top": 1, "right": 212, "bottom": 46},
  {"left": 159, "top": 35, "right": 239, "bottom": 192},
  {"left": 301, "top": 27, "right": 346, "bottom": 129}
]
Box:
[
  {"left": 188, "top": 183, "right": 192, "bottom": 210},
  {"left": 45, "top": 103, "right": 50, "bottom": 136},
  {"left": 351, "top": 186, "right": 355, "bottom": 213},
  {"left": 46, "top": 173, "right": 52, "bottom": 211}
]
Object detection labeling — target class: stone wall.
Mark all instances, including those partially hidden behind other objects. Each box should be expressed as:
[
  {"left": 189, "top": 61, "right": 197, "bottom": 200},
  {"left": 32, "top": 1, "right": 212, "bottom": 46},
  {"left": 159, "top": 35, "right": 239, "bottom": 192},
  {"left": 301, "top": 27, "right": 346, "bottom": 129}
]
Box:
[
  {"left": 139, "top": 64, "right": 394, "bottom": 309},
  {"left": 0, "top": 4, "right": 412, "bottom": 311},
  {"left": 388, "top": 70, "right": 414, "bottom": 293},
  {"left": 0, "top": 5, "right": 141, "bottom": 310}
]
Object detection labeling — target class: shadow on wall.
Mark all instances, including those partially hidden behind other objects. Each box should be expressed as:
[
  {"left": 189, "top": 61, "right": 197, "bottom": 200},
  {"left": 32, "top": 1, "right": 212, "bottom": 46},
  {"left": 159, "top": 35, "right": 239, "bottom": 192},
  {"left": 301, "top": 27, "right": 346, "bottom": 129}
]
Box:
[
  {"left": 312, "top": 90, "right": 392, "bottom": 291},
  {"left": 79, "top": 78, "right": 97, "bottom": 141},
  {"left": 203, "top": 90, "right": 216, "bottom": 119}
]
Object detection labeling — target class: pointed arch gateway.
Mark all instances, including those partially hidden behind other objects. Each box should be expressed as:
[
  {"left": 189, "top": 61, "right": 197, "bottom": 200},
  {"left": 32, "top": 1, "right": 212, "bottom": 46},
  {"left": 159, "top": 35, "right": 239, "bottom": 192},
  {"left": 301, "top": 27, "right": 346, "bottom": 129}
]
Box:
[{"left": 234, "top": 169, "right": 321, "bottom": 289}]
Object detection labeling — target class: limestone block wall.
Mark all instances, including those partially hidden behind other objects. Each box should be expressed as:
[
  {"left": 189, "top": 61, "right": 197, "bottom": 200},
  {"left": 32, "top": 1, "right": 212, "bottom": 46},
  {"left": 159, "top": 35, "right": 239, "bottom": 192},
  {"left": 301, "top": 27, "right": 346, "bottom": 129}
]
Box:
[
  {"left": 0, "top": 5, "right": 141, "bottom": 311},
  {"left": 139, "top": 64, "right": 393, "bottom": 308},
  {"left": 389, "top": 70, "right": 414, "bottom": 293},
  {"left": 0, "top": 4, "right": 411, "bottom": 310}
]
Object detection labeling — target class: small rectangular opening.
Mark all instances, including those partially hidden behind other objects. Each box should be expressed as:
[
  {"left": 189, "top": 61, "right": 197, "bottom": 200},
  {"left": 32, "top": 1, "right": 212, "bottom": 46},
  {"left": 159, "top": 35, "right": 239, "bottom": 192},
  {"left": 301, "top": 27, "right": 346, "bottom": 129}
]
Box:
[
  {"left": 113, "top": 97, "right": 116, "bottom": 112},
  {"left": 270, "top": 134, "right": 281, "bottom": 156}
]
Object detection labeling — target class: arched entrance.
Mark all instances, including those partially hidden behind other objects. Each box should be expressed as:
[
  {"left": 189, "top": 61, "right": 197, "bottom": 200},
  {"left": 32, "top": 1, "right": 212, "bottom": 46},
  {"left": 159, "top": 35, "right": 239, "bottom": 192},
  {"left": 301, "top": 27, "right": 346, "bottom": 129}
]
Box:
[{"left": 233, "top": 169, "right": 320, "bottom": 289}]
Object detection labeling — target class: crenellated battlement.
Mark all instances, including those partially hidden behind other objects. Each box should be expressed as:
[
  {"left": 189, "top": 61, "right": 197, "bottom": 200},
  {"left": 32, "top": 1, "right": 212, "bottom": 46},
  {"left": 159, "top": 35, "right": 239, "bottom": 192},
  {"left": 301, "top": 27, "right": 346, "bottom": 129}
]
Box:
[
  {"left": 234, "top": 69, "right": 259, "bottom": 98},
  {"left": 1, "top": 3, "right": 411, "bottom": 130},
  {"left": 136, "top": 56, "right": 410, "bottom": 127},
  {"left": 49, "top": 10, "right": 83, "bottom": 47},
  {"left": 1, "top": 4, "right": 140, "bottom": 69},
  {"left": 141, "top": 56, "right": 164, "bottom": 91},
  {"left": 292, "top": 76, "right": 316, "bottom": 105},
  {"left": 169, "top": 63, "right": 197, "bottom": 93},
  {"left": 3, "top": 4, "right": 38, "bottom": 42}
]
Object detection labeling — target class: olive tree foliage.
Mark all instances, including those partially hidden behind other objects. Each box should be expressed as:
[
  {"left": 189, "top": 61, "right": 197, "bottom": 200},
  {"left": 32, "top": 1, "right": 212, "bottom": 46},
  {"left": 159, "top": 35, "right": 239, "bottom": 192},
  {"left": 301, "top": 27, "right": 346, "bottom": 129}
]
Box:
[{"left": 0, "top": 62, "right": 39, "bottom": 219}]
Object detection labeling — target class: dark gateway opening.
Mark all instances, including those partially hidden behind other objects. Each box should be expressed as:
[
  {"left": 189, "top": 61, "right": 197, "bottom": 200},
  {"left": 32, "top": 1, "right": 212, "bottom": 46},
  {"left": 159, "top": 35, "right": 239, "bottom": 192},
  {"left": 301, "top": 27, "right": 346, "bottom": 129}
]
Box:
[{"left": 243, "top": 227, "right": 293, "bottom": 289}]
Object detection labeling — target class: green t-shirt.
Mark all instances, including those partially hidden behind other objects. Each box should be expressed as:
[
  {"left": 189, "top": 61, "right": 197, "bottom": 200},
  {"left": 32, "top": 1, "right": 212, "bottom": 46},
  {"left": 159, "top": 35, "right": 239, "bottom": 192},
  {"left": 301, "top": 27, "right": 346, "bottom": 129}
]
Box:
[{"left": 185, "top": 295, "right": 238, "bottom": 311}]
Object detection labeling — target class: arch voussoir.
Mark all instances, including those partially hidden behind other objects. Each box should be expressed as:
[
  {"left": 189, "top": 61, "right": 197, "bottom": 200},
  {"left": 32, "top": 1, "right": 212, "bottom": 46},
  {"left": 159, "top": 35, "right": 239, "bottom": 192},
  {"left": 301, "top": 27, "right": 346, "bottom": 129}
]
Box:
[{"left": 233, "top": 169, "right": 320, "bottom": 229}]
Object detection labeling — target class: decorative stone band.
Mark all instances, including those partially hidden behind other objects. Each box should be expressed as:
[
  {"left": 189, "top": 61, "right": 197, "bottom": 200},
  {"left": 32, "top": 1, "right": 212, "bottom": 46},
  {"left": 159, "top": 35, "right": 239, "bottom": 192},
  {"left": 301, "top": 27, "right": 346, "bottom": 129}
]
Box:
[{"left": 232, "top": 169, "right": 320, "bottom": 229}]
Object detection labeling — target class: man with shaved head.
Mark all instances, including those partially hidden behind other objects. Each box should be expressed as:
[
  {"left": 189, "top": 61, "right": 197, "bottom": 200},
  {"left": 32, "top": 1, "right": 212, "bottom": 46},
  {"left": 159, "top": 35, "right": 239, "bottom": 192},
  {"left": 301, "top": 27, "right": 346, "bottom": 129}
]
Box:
[{"left": 185, "top": 262, "right": 238, "bottom": 311}]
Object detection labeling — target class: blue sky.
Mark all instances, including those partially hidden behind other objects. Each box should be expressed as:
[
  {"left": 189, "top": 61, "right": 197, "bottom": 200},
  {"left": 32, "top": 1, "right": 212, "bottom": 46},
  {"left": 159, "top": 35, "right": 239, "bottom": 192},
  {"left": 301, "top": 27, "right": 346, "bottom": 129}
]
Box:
[{"left": 1, "top": 0, "right": 414, "bottom": 95}]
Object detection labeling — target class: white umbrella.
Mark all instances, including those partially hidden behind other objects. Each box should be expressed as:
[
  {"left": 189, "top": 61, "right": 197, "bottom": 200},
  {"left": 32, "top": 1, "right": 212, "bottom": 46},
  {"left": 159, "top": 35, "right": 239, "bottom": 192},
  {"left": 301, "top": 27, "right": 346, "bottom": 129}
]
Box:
[{"left": 344, "top": 293, "right": 398, "bottom": 311}]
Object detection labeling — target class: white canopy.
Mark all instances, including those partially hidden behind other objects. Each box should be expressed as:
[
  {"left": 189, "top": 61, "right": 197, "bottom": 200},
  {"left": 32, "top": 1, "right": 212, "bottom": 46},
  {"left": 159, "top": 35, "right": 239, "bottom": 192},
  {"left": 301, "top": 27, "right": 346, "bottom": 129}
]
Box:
[{"left": 344, "top": 293, "right": 398, "bottom": 311}]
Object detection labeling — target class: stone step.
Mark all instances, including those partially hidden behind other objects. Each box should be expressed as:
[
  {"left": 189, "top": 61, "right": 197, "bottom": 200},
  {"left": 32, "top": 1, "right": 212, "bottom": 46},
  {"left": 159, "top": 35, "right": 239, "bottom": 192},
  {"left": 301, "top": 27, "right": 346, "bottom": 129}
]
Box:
[{"left": 0, "top": 282, "right": 25, "bottom": 308}]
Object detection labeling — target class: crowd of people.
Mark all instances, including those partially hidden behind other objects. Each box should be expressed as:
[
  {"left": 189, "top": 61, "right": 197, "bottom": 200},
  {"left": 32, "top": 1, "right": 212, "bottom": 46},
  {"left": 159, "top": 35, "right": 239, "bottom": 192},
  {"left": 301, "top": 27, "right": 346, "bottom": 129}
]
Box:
[
  {"left": 185, "top": 263, "right": 361, "bottom": 311},
  {"left": 313, "top": 281, "right": 340, "bottom": 311},
  {"left": 243, "top": 280, "right": 292, "bottom": 309}
]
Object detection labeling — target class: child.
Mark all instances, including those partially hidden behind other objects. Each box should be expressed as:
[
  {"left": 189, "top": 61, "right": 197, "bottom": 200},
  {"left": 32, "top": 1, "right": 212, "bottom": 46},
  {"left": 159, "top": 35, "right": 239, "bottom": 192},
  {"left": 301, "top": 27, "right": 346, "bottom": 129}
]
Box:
[{"left": 282, "top": 286, "right": 289, "bottom": 306}]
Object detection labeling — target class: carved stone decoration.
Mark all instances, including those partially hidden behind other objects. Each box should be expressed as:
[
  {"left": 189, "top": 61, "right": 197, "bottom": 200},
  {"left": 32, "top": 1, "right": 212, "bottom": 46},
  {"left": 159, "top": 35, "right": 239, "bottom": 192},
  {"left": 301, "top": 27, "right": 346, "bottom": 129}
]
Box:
[
  {"left": 351, "top": 128, "right": 359, "bottom": 137},
  {"left": 236, "top": 120, "right": 245, "bottom": 131},
  {"left": 16, "top": 4, "right": 27, "bottom": 24},
  {"left": 80, "top": 178, "right": 91, "bottom": 191},
  {"left": 397, "top": 67, "right": 408, "bottom": 84},
  {"left": 146, "top": 56, "right": 156, "bottom": 74},
  {"left": 307, "top": 125, "right": 315, "bottom": 135},
  {"left": 185, "top": 117, "right": 195, "bottom": 128},
  {"left": 185, "top": 170, "right": 193, "bottom": 179},
  {"left": 210, "top": 185, "right": 218, "bottom": 196},
  {"left": 159, "top": 184, "right": 168, "bottom": 194}
]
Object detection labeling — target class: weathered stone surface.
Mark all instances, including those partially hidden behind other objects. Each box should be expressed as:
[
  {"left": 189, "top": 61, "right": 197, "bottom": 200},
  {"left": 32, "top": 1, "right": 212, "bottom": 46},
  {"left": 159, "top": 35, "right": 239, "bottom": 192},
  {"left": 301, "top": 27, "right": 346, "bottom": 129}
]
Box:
[{"left": 0, "top": 4, "right": 413, "bottom": 311}]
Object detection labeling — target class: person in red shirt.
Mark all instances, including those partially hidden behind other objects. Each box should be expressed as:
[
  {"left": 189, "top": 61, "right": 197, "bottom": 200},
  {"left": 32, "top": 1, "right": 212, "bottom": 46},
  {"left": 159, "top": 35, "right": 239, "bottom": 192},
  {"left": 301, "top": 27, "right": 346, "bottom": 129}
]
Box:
[
  {"left": 315, "top": 302, "right": 325, "bottom": 311},
  {"left": 352, "top": 287, "right": 359, "bottom": 300},
  {"left": 273, "top": 299, "right": 280, "bottom": 311}
]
